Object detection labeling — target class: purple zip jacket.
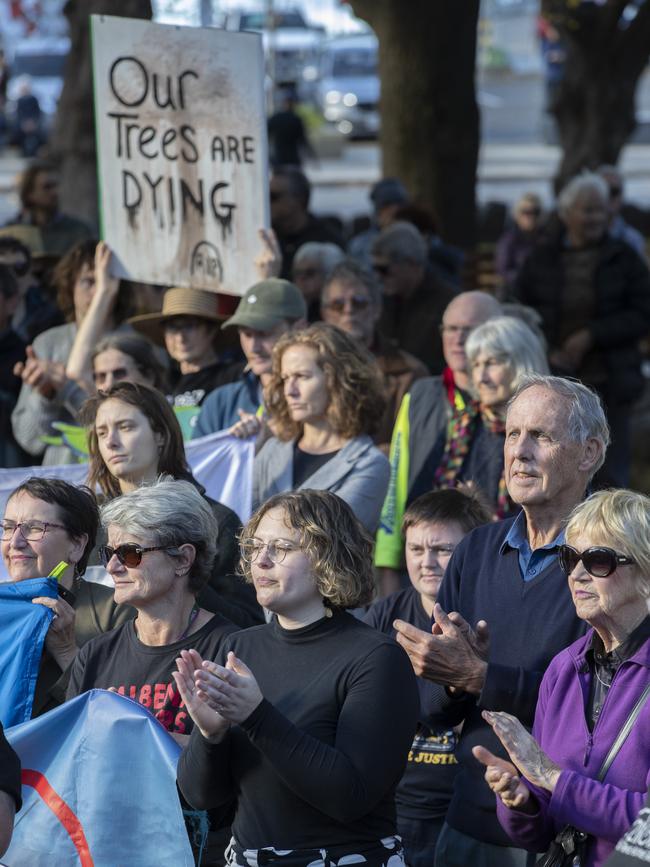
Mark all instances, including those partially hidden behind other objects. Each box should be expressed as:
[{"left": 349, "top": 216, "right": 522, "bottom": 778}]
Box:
[{"left": 496, "top": 629, "right": 650, "bottom": 867}]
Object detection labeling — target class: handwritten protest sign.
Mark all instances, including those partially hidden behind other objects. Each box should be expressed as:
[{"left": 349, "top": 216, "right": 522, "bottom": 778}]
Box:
[{"left": 91, "top": 15, "right": 268, "bottom": 295}]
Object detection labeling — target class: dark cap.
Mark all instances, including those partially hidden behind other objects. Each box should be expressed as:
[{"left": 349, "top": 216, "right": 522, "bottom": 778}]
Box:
[
  {"left": 222, "top": 279, "right": 307, "bottom": 331},
  {"left": 370, "top": 178, "right": 408, "bottom": 210}
]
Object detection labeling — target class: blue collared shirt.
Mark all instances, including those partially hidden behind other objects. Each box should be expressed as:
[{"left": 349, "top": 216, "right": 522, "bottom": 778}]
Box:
[{"left": 500, "top": 510, "right": 565, "bottom": 581}]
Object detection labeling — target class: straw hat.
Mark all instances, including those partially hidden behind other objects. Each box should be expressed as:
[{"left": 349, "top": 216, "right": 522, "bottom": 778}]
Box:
[
  {"left": 0, "top": 224, "right": 47, "bottom": 257},
  {"left": 128, "top": 287, "right": 229, "bottom": 345}
]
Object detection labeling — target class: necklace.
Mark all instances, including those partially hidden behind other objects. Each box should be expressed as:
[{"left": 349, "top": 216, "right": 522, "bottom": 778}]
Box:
[
  {"left": 594, "top": 666, "right": 612, "bottom": 690},
  {"left": 177, "top": 603, "right": 200, "bottom": 641},
  {"left": 134, "top": 602, "right": 200, "bottom": 644}
]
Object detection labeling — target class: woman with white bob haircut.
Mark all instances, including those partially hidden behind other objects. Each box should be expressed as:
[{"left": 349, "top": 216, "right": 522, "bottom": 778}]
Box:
[
  {"left": 475, "top": 488, "right": 650, "bottom": 867},
  {"left": 67, "top": 476, "right": 236, "bottom": 741},
  {"left": 421, "top": 315, "right": 549, "bottom": 519},
  {"left": 465, "top": 314, "right": 549, "bottom": 413}
]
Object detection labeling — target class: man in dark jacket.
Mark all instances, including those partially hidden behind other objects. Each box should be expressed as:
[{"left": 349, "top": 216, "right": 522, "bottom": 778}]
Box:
[
  {"left": 394, "top": 375, "right": 610, "bottom": 867},
  {"left": 270, "top": 166, "right": 343, "bottom": 279},
  {"left": 514, "top": 172, "right": 650, "bottom": 487},
  {"left": 371, "top": 221, "right": 458, "bottom": 373}
]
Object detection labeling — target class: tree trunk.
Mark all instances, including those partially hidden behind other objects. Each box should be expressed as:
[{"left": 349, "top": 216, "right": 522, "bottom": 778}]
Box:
[
  {"left": 551, "top": 37, "right": 637, "bottom": 190},
  {"left": 543, "top": 0, "right": 650, "bottom": 191},
  {"left": 48, "top": 0, "right": 153, "bottom": 228},
  {"left": 349, "top": 0, "right": 480, "bottom": 249}
]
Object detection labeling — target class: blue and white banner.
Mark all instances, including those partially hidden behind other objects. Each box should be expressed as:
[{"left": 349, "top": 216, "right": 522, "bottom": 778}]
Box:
[
  {"left": 0, "top": 431, "right": 254, "bottom": 582},
  {"left": 5, "top": 690, "right": 193, "bottom": 866},
  {"left": 0, "top": 577, "right": 56, "bottom": 727}
]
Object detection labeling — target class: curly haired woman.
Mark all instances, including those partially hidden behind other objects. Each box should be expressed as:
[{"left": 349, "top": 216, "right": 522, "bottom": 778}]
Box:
[{"left": 252, "top": 323, "right": 390, "bottom": 531}]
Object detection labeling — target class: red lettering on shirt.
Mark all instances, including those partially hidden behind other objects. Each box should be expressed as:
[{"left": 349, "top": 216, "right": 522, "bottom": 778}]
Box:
[{"left": 153, "top": 682, "right": 167, "bottom": 710}]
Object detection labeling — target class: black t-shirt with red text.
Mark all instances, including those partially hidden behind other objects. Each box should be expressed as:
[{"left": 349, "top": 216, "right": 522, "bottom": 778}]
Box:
[{"left": 67, "top": 614, "right": 237, "bottom": 734}]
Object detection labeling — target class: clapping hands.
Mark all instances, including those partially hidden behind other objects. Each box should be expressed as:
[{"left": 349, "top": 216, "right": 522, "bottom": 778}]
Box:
[{"left": 173, "top": 649, "right": 263, "bottom": 741}]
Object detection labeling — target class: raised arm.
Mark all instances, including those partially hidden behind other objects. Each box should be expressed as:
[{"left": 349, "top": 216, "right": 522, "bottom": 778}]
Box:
[{"left": 65, "top": 242, "right": 120, "bottom": 389}]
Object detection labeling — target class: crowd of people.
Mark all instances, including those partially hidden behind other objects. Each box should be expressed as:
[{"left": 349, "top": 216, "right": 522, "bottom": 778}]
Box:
[{"left": 0, "top": 154, "right": 649, "bottom": 867}]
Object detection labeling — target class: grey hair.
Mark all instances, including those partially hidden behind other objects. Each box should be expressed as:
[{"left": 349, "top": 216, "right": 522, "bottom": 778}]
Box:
[
  {"left": 557, "top": 172, "right": 609, "bottom": 219},
  {"left": 465, "top": 316, "right": 549, "bottom": 395},
  {"left": 507, "top": 374, "right": 610, "bottom": 476},
  {"left": 293, "top": 242, "right": 345, "bottom": 275},
  {"left": 371, "top": 220, "right": 428, "bottom": 266},
  {"left": 596, "top": 164, "right": 622, "bottom": 184},
  {"left": 321, "top": 258, "right": 383, "bottom": 307},
  {"left": 513, "top": 191, "right": 543, "bottom": 218},
  {"left": 100, "top": 476, "right": 218, "bottom": 595}
]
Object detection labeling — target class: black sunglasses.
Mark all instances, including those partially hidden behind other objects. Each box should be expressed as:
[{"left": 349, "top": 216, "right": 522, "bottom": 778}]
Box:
[
  {"left": 558, "top": 544, "right": 635, "bottom": 578},
  {"left": 99, "top": 543, "right": 180, "bottom": 569}
]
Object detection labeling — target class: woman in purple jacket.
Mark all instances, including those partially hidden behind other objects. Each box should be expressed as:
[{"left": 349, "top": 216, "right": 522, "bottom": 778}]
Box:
[{"left": 473, "top": 489, "right": 650, "bottom": 867}]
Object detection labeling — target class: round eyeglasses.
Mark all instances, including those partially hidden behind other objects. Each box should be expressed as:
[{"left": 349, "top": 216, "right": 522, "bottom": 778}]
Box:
[
  {"left": 1, "top": 520, "right": 67, "bottom": 542},
  {"left": 558, "top": 544, "right": 635, "bottom": 578},
  {"left": 240, "top": 538, "right": 300, "bottom": 565}
]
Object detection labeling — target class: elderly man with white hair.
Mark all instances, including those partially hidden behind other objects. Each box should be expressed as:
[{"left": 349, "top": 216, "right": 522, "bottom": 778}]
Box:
[
  {"left": 393, "top": 374, "right": 610, "bottom": 867},
  {"left": 515, "top": 172, "right": 650, "bottom": 487}
]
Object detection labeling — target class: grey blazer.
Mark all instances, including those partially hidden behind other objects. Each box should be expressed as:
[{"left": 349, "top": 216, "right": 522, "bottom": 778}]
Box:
[{"left": 253, "top": 434, "right": 390, "bottom": 532}]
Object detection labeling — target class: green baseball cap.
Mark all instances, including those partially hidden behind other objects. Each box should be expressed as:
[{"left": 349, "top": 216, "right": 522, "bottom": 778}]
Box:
[{"left": 222, "top": 279, "right": 307, "bottom": 331}]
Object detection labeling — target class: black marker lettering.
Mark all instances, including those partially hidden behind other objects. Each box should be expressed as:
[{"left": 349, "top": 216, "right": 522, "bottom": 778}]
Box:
[
  {"left": 161, "top": 127, "right": 178, "bottom": 161},
  {"left": 138, "top": 126, "right": 158, "bottom": 159},
  {"left": 242, "top": 136, "right": 255, "bottom": 163},
  {"left": 180, "top": 125, "right": 198, "bottom": 163},
  {"left": 109, "top": 56, "right": 148, "bottom": 108},
  {"left": 181, "top": 178, "right": 205, "bottom": 220}
]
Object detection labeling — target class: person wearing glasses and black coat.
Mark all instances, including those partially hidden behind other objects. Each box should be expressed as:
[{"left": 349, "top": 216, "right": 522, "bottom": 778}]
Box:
[{"left": 175, "top": 490, "right": 419, "bottom": 867}]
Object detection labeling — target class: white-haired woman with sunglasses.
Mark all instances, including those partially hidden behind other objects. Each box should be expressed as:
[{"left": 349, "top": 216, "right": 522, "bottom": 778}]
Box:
[
  {"left": 474, "top": 489, "right": 650, "bottom": 867},
  {"left": 66, "top": 477, "right": 236, "bottom": 743}
]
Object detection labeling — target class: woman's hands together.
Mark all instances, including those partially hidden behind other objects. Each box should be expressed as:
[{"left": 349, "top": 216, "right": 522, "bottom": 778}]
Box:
[
  {"left": 473, "top": 745, "right": 534, "bottom": 811},
  {"left": 479, "top": 710, "right": 562, "bottom": 793},
  {"left": 173, "top": 649, "right": 263, "bottom": 741}
]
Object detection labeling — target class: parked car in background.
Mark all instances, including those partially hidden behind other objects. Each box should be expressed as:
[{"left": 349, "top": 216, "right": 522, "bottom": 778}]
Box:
[
  {"left": 223, "top": 8, "right": 324, "bottom": 90},
  {"left": 314, "top": 34, "right": 379, "bottom": 139}
]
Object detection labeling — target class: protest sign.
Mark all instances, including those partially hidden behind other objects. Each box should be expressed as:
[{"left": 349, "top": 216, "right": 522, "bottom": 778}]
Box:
[{"left": 91, "top": 15, "right": 268, "bottom": 294}]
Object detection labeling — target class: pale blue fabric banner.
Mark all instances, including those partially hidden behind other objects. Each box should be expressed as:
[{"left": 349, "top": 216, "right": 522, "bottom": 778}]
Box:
[
  {"left": 5, "top": 689, "right": 194, "bottom": 866},
  {"left": 0, "top": 576, "right": 56, "bottom": 727}
]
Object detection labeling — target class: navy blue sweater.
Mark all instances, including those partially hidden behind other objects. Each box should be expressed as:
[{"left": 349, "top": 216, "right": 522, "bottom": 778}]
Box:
[{"left": 431, "top": 516, "right": 587, "bottom": 847}]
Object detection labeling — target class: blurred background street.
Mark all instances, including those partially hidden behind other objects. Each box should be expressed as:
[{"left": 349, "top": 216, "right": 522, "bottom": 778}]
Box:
[{"left": 4, "top": 0, "right": 650, "bottom": 224}]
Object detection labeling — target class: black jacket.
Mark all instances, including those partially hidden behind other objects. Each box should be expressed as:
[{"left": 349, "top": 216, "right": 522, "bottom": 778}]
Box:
[{"left": 514, "top": 234, "right": 650, "bottom": 402}]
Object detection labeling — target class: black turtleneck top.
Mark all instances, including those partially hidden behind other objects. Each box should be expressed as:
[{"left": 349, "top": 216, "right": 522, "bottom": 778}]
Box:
[{"left": 177, "top": 611, "right": 419, "bottom": 850}]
